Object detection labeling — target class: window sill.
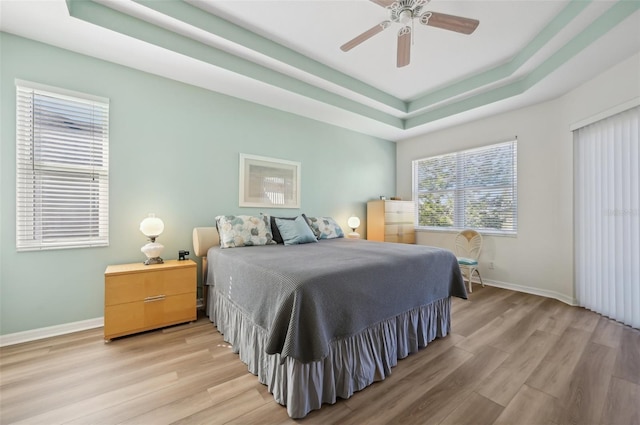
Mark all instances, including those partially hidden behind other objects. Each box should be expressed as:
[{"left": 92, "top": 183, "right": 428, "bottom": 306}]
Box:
[{"left": 415, "top": 228, "right": 517, "bottom": 238}]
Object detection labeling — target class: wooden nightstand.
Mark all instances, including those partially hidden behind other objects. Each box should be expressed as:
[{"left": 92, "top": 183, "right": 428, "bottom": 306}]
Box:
[{"left": 104, "top": 259, "right": 197, "bottom": 341}]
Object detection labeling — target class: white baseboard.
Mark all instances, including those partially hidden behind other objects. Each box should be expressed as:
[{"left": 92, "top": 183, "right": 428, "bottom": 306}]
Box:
[
  {"left": 477, "top": 278, "right": 578, "bottom": 306},
  {"left": 0, "top": 317, "right": 104, "bottom": 347},
  {"left": 0, "top": 279, "right": 577, "bottom": 347}
]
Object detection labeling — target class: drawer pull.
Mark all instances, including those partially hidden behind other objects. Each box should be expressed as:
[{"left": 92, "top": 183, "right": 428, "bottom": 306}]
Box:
[{"left": 144, "top": 295, "right": 166, "bottom": 303}]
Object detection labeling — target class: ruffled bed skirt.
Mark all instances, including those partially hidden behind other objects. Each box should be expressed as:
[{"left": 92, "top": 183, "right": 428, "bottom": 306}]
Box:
[{"left": 208, "top": 290, "right": 452, "bottom": 418}]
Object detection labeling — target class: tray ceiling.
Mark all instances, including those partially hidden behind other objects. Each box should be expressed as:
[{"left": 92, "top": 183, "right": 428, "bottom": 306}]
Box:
[{"left": 1, "top": 0, "right": 639, "bottom": 140}]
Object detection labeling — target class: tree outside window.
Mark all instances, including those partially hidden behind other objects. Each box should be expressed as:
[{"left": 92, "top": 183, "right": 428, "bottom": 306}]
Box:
[{"left": 413, "top": 140, "right": 517, "bottom": 234}]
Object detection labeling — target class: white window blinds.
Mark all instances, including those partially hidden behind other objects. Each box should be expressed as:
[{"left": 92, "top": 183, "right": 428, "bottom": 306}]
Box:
[
  {"left": 413, "top": 140, "right": 517, "bottom": 234},
  {"left": 16, "top": 80, "right": 109, "bottom": 251}
]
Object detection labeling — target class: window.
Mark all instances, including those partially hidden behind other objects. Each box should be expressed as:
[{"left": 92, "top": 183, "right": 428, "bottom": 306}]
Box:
[
  {"left": 16, "top": 80, "right": 109, "bottom": 251},
  {"left": 412, "top": 140, "right": 517, "bottom": 235}
]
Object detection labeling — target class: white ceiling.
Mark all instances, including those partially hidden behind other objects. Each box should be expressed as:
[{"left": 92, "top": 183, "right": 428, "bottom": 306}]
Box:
[
  {"left": 201, "top": 0, "right": 565, "bottom": 100},
  {"left": 1, "top": 0, "right": 639, "bottom": 141}
]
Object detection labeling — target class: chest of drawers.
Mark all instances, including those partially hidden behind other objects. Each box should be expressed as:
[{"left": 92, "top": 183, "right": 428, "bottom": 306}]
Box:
[
  {"left": 367, "top": 200, "right": 416, "bottom": 244},
  {"left": 104, "top": 259, "right": 196, "bottom": 341}
]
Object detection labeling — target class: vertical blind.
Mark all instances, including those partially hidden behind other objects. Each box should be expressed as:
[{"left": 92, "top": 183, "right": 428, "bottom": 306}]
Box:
[
  {"left": 413, "top": 140, "right": 517, "bottom": 234},
  {"left": 16, "top": 80, "right": 110, "bottom": 251},
  {"left": 574, "top": 105, "right": 639, "bottom": 329}
]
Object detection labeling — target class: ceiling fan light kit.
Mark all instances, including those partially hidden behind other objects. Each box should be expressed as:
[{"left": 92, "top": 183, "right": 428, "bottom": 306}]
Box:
[{"left": 341, "top": 0, "right": 479, "bottom": 68}]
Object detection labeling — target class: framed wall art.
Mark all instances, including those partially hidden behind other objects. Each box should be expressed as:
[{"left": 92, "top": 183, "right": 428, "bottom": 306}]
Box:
[{"left": 239, "top": 154, "right": 301, "bottom": 208}]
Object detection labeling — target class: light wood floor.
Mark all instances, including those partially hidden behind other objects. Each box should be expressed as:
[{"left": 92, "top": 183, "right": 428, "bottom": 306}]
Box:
[{"left": 1, "top": 286, "right": 639, "bottom": 424}]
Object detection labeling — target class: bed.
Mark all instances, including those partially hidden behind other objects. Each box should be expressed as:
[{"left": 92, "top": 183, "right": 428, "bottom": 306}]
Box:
[{"left": 192, "top": 217, "right": 466, "bottom": 418}]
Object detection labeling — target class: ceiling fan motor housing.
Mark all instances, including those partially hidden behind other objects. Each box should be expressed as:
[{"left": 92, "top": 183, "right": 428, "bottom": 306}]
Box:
[{"left": 389, "top": 0, "right": 429, "bottom": 23}]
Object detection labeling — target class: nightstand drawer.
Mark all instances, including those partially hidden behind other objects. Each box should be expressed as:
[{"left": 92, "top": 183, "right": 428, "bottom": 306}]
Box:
[
  {"left": 104, "top": 302, "right": 145, "bottom": 337},
  {"left": 144, "top": 293, "right": 196, "bottom": 328},
  {"left": 104, "top": 293, "right": 196, "bottom": 339},
  {"left": 105, "top": 267, "right": 195, "bottom": 306}
]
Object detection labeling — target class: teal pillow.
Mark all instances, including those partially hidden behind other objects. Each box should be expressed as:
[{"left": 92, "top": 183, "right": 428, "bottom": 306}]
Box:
[{"left": 275, "top": 216, "right": 317, "bottom": 246}]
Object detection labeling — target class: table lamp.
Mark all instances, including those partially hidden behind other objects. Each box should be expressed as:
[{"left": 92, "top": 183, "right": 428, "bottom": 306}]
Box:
[
  {"left": 140, "top": 213, "right": 165, "bottom": 265},
  {"left": 347, "top": 216, "right": 361, "bottom": 239}
]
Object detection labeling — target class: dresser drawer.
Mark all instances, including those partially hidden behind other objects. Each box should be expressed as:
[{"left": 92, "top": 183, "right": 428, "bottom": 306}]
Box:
[
  {"left": 384, "top": 200, "right": 414, "bottom": 214},
  {"left": 384, "top": 224, "right": 416, "bottom": 244},
  {"left": 384, "top": 211, "right": 414, "bottom": 225},
  {"left": 385, "top": 232, "right": 416, "bottom": 244}
]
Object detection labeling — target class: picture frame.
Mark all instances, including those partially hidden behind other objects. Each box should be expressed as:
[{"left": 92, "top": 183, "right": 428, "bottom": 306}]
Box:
[{"left": 239, "top": 153, "right": 301, "bottom": 208}]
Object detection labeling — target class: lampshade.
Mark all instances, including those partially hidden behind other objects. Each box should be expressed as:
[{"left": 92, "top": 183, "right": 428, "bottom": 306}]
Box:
[
  {"left": 347, "top": 216, "right": 361, "bottom": 239},
  {"left": 140, "top": 213, "right": 164, "bottom": 265},
  {"left": 140, "top": 213, "right": 164, "bottom": 238}
]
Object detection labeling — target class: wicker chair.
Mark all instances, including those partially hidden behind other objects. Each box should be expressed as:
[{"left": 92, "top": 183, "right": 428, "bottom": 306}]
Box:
[{"left": 454, "top": 229, "right": 484, "bottom": 293}]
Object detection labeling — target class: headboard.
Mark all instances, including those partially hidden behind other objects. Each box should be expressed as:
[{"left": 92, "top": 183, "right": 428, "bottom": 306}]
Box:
[
  {"left": 192, "top": 227, "right": 218, "bottom": 309},
  {"left": 192, "top": 226, "right": 219, "bottom": 258}
]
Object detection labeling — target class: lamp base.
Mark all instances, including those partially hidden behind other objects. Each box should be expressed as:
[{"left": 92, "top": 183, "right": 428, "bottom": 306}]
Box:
[
  {"left": 141, "top": 241, "right": 164, "bottom": 265},
  {"left": 347, "top": 232, "right": 360, "bottom": 239},
  {"left": 144, "top": 256, "right": 164, "bottom": 265}
]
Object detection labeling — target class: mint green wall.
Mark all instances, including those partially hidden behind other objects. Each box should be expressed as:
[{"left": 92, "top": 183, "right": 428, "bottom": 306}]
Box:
[{"left": 0, "top": 33, "right": 396, "bottom": 335}]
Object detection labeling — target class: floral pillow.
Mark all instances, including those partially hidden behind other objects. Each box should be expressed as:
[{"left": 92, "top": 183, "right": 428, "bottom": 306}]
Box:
[
  {"left": 302, "top": 215, "right": 344, "bottom": 240},
  {"left": 215, "top": 215, "right": 276, "bottom": 248}
]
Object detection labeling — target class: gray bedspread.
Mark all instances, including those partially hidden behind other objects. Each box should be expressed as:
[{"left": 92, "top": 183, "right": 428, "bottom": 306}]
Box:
[{"left": 207, "top": 238, "right": 466, "bottom": 364}]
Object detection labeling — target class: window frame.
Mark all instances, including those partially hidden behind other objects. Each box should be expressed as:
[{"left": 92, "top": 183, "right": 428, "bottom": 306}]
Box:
[
  {"left": 15, "top": 79, "right": 110, "bottom": 251},
  {"left": 412, "top": 139, "right": 518, "bottom": 236}
]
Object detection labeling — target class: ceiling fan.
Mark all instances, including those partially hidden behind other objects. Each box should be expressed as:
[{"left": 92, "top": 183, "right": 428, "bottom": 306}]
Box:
[{"left": 340, "top": 0, "right": 479, "bottom": 68}]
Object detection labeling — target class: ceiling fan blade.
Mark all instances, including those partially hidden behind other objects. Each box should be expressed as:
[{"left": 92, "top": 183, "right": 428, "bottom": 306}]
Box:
[
  {"left": 370, "top": 0, "right": 396, "bottom": 7},
  {"left": 340, "top": 21, "right": 391, "bottom": 52},
  {"left": 420, "top": 11, "right": 479, "bottom": 35},
  {"left": 397, "top": 26, "right": 411, "bottom": 68}
]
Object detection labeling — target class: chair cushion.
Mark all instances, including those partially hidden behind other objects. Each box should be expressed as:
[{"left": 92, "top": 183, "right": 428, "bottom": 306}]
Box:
[{"left": 457, "top": 257, "right": 478, "bottom": 266}]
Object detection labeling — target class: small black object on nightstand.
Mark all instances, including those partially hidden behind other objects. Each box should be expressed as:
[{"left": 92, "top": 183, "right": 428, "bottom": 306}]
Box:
[{"left": 178, "top": 250, "right": 189, "bottom": 261}]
